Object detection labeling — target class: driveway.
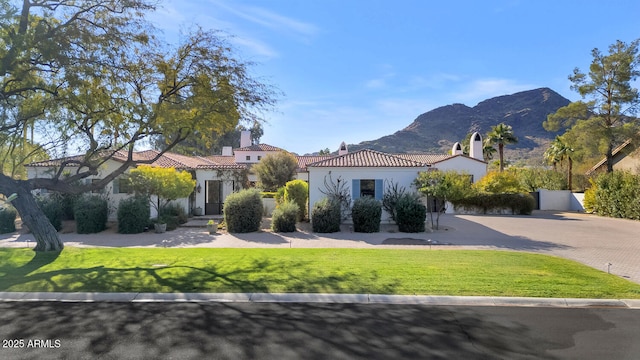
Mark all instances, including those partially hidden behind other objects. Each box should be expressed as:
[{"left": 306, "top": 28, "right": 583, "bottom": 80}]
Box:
[{"left": 1, "top": 211, "right": 639, "bottom": 284}]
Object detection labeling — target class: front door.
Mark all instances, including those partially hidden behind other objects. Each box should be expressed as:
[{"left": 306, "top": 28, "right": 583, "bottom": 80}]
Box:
[{"left": 205, "top": 180, "right": 223, "bottom": 215}]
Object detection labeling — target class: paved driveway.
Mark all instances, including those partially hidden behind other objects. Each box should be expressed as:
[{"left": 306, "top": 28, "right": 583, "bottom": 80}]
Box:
[{"left": 1, "top": 211, "right": 639, "bottom": 284}]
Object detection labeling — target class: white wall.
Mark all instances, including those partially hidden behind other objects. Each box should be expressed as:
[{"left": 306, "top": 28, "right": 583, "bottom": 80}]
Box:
[
  {"left": 538, "top": 189, "right": 571, "bottom": 211},
  {"left": 432, "top": 156, "right": 487, "bottom": 183},
  {"left": 308, "top": 167, "right": 425, "bottom": 223}
]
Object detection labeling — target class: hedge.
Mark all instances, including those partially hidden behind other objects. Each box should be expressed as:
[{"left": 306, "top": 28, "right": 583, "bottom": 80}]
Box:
[
  {"left": 351, "top": 197, "right": 381, "bottom": 233},
  {"left": 312, "top": 197, "right": 341, "bottom": 233},
  {"left": 452, "top": 193, "right": 535, "bottom": 215},
  {"left": 224, "top": 189, "right": 263, "bottom": 233}
]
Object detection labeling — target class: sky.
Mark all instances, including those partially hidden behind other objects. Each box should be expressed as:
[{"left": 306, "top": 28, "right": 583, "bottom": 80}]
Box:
[{"left": 149, "top": 0, "right": 640, "bottom": 155}]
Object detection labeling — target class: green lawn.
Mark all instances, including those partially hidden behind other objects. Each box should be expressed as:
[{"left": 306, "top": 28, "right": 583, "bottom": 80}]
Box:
[{"left": 1, "top": 247, "right": 639, "bottom": 298}]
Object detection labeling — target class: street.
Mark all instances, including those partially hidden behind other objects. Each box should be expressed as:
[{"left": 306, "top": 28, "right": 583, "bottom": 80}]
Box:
[{"left": 1, "top": 301, "right": 639, "bottom": 359}]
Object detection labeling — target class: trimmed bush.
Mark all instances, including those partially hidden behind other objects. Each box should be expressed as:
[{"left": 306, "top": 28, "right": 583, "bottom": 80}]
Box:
[
  {"left": 117, "top": 196, "right": 150, "bottom": 234},
  {"left": 312, "top": 197, "right": 341, "bottom": 233},
  {"left": 351, "top": 197, "right": 382, "bottom": 233},
  {"left": 274, "top": 186, "right": 286, "bottom": 207},
  {"left": 0, "top": 206, "right": 17, "bottom": 234},
  {"left": 224, "top": 188, "right": 263, "bottom": 233},
  {"left": 35, "top": 196, "right": 63, "bottom": 232},
  {"left": 395, "top": 194, "right": 426, "bottom": 233},
  {"left": 160, "top": 203, "right": 188, "bottom": 224},
  {"left": 452, "top": 193, "right": 535, "bottom": 215},
  {"left": 271, "top": 201, "right": 299, "bottom": 232},
  {"left": 74, "top": 195, "right": 108, "bottom": 234},
  {"left": 284, "top": 179, "right": 308, "bottom": 221},
  {"left": 591, "top": 171, "right": 640, "bottom": 220}
]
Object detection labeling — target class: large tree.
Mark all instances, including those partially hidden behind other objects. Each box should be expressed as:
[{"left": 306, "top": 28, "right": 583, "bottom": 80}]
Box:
[
  {"left": 253, "top": 151, "right": 298, "bottom": 191},
  {"left": 0, "top": 1, "right": 275, "bottom": 251},
  {"left": 486, "top": 123, "right": 518, "bottom": 172},
  {"left": 544, "top": 39, "right": 640, "bottom": 173}
]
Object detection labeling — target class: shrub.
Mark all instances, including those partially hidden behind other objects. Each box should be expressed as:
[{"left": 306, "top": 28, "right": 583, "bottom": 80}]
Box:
[
  {"left": 74, "top": 195, "right": 108, "bottom": 234},
  {"left": 312, "top": 197, "right": 341, "bottom": 233},
  {"left": 452, "top": 193, "right": 535, "bottom": 215},
  {"left": 592, "top": 171, "right": 640, "bottom": 220},
  {"left": 35, "top": 196, "right": 63, "bottom": 231},
  {"left": 271, "top": 201, "right": 299, "bottom": 232},
  {"left": 284, "top": 179, "right": 308, "bottom": 221},
  {"left": 224, "top": 188, "right": 263, "bottom": 233},
  {"left": 0, "top": 206, "right": 17, "bottom": 234},
  {"left": 117, "top": 196, "right": 150, "bottom": 234},
  {"left": 351, "top": 197, "right": 381, "bottom": 233},
  {"left": 274, "top": 186, "right": 286, "bottom": 207},
  {"left": 382, "top": 180, "right": 407, "bottom": 223},
  {"left": 395, "top": 194, "right": 426, "bottom": 233},
  {"left": 160, "top": 203, "right": 188, "bottom": 224},
  {"left": 475, "top": 171, "right": 527, "bottom": 194}
]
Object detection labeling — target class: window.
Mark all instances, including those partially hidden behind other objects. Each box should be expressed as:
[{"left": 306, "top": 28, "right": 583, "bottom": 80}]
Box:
[
  {"left": 246, "top": 155, "right": 251, "bottom": 161},
  {"left": 352, "top": 179, "right": 383, "bottom": 200},
  {"left": 91, "top": 179, "right": 102, "bottom": 193},
  {"left": 257, "top": 156, "right": 262, "bottom": 161},
  {"left": 113, "top": 177, "right": 131, "bottom": 194}
]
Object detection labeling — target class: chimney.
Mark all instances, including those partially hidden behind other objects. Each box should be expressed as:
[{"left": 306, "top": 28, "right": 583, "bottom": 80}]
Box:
[
  {"left": 452, "top": 142, "right": 463, "bottom": 155},
  {"left": 469, "top": 132, "right": 483, "bottom": 161},
  {"left": 222, "top": 146, "right": 233, "bottom": 156},
  {"left": 338, "top": 141, "right": 348, "bottom": 156},
  {"left": 240, "top": 130, "right": 251, "bottom": 148}
]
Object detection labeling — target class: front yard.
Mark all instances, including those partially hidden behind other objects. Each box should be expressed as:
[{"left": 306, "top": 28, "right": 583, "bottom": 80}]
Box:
[{"left": 2, "top": 247, "right": 640, "bottom": 299}]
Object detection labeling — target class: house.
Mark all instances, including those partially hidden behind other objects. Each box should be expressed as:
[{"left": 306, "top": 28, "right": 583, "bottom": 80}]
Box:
[
  {"left": 25, "top": 131, "right": 487, "bottom": 222},
  {"left": 306, "top": 135, "right": 487, "bottom": 222},
  {"left": 585, "top": 139, "right": 640, "bottom": 176}
]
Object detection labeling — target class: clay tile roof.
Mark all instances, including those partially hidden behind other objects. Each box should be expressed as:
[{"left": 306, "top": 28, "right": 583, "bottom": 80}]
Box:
[
  {"left": 295, "top": 155, "right": 333, "bottom": 170},
  {"left": 199, "top": 156, "right": 247, "bottom": 170},
  {"left": 395, "top": 154, "right": 452, "bottom": 165},
  {"left": 235, "top": 143, "right": 285, "bottom": 152},
  {"left": 307, "top": 149, "right": 427, "bottom": 168}
]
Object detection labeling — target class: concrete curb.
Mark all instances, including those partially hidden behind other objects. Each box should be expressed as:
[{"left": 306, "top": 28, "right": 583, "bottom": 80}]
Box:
[{"left": 1, "top": 292, "right": 639, "bottom": 308}]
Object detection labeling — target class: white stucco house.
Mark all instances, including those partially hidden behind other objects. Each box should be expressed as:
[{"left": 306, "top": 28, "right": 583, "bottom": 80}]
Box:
[
  {"left": 306, "top": 134, "right": 487, "bottom": 222},
  {"left": 25, "top": 131, "right": 487, "bottom": 223}
]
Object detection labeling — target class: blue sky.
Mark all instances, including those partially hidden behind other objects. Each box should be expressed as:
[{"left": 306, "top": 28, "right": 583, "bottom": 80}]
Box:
[{"left": 149, "top": 0, "right": 640, "bottom": 155}]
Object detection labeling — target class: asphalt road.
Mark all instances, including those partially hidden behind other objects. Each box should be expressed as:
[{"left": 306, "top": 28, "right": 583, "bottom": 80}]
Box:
[{"left": 1, "top": 302, "right": 639, "bottom": 360}]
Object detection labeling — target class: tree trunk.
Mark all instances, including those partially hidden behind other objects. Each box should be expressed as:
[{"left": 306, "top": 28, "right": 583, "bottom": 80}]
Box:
[
  {"left": 567, "top": 157, "right": 573, "bottom": 191},
  {"left": 2, "top": 180, "right": 63, "bottom": 252},
  {"left": 606, "top": 142, "right": 614, "bottom": 173},
  {"left": 498, "top": 144, "right": 505, "bottom": 172}
]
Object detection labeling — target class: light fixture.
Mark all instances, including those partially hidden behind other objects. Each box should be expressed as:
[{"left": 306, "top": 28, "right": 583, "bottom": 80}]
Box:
[{"left": 196, "top": 184, "right": 202, "bottom": 193}]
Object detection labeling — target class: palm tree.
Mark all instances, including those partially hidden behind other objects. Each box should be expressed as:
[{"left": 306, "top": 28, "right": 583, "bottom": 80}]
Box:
[
  {"left": 545, "top": 136, "right": 574, "bottom": 190},
  {"left": 482, "top": 139, "right": 497, "bottom": 161},
  {"left": 486, "top": 123, "right": 518, "bottom": 172}
]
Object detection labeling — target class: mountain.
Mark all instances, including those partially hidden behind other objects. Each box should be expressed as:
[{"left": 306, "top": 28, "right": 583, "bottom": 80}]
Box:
[{"left": 349, "top": 88, "right": 571, "bottom": 163}]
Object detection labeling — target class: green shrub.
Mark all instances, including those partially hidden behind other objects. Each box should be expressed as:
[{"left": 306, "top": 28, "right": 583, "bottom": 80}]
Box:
[
  {"left": 117, "top": 196, "right": 150, "bottom": 234},
  {"left": 271, "top": 201, "right": 299, "bottom": 232},
  {"left": 274, "top": 186, "right": 286, "bottom": 207},
  {"left": 260, "top": 191, "right": 277, "bottom": 199},
  {"left": 592, "top": 171, "right": 640, "bottom": 220},
  {"left": 382, "top": 180, "right": 407, "bottom": 223},
  {"left": 351, "top": 197, "right": 381, "bottom": 233},
  {"left": 0, "top": 206, "right": 17, "bottom": 234},
  {"left": 284, "top": 179, "right": 308, "bottom": 221},
  {"left": 452, "top": 193, "right": 535, "bottom": 215},
  {"left": 224, "top": 188, "right": 263, "bottom": 233},
  {"left": 475, "top": 171, "right": 527, "bottom": 194},
  {"left": 312, "top": 197, "right": 341, "bottom": 233},
  {"left": 160, "top": 203, "right": 188, "bottom": 224},
  {"left": 74, "top": 195, "right": 108, "bottom": 234},
  {"left": 35, "top": 196, "right": 63, "bottom": 232},
  {"left": 395, "top": 194, "right": 426, "bottom": 233}
]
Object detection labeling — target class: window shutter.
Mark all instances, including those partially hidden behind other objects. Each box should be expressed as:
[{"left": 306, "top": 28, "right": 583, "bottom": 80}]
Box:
[
  {"left": 112, "top": 179, "right": 119, "bottom": 194},
  {"left": 374, "top": 179, "right": 383, "bottom": 200},
  {"left": 352, "top": 179, "right": 360, "bottom": 200}
]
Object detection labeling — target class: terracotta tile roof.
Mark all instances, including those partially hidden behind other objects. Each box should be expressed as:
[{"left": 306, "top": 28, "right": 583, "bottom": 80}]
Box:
[
  {"left": 235, "top": 143, "right": 285, "bottom": 152},
  {"left": 395, "top": 154, "right": 452, "bottom": 164},
  {"left": 307, "top": 149, "right": 427, "bottom": 168},
  {"left": 200, "top": 156, "right": 248, "bottom": 170},
  {"left": 295, "top": 155, "right": 333, "bottom": 170}
]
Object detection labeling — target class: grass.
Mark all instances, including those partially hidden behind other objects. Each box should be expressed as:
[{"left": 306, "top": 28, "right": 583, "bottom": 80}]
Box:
[{"left": 1, "top": 247, "right": 640, "bottom": 299}]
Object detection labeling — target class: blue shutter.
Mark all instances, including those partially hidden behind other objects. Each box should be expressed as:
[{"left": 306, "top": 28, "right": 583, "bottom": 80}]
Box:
[
  {"left": 374, "top": 179, "right": 383, "bottom": 200},
  {"left": 352, "top": 179, "right": 360, "bottom": 200},
  {"left": 112, "top": 179, "right": 119, "bottom": 194}
]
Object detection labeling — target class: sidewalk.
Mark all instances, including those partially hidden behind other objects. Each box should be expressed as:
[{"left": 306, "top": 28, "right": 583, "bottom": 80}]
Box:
[{"left": 2, "top": 291, "right": 640, "bottom": 309}]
